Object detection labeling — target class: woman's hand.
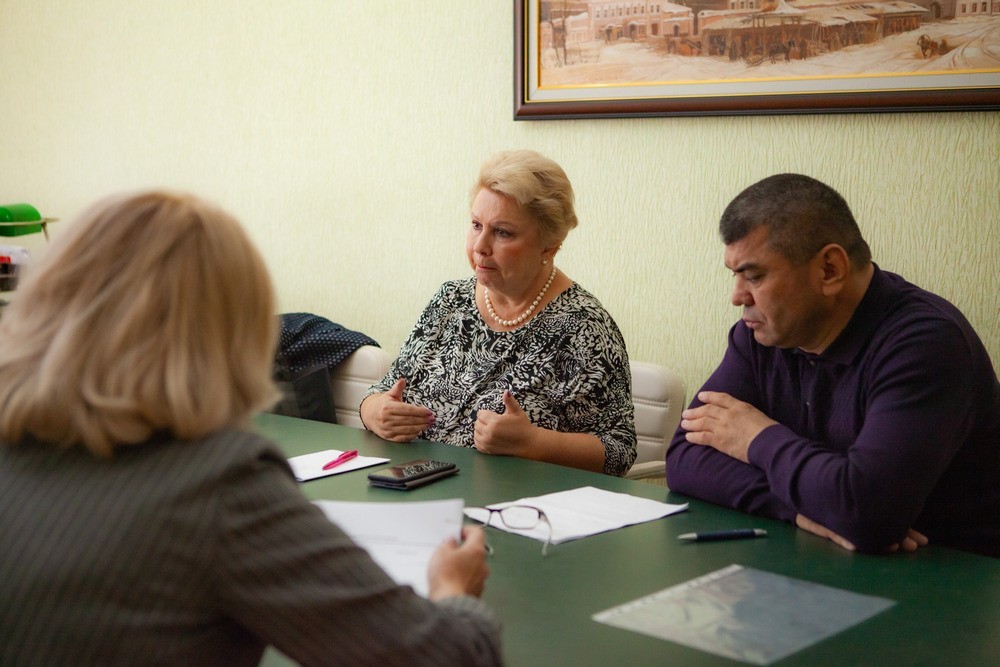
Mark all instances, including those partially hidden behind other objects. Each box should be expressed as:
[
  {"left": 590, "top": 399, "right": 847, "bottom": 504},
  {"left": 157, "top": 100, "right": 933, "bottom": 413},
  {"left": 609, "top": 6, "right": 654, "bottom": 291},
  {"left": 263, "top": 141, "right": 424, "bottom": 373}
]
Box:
[
  {"left": 474, "top": 390, "right": 606, "bottom": 472},
  {"left": 474, "top": 390, "right": 536, "bottom": 456},
  {"left": 427, "top": 526, "right": 490, "bottom": 600},
  {"left": 359, "top": 378, "right": 434, "bottom": 442}
]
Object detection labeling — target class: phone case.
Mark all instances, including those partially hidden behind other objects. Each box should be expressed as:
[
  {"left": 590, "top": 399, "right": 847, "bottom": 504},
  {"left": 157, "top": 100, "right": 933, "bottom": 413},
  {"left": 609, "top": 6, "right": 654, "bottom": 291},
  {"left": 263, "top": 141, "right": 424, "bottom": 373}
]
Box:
[{"left": 367, "top": 459, "right": 459, "bottom": 490}]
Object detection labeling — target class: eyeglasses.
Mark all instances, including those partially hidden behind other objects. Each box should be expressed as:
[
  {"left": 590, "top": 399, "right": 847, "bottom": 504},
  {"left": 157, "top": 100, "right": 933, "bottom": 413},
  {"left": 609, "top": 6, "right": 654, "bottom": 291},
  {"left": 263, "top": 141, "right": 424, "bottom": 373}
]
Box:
[{"left": 467, "top": 504, "right": 552, "bottom": 557}]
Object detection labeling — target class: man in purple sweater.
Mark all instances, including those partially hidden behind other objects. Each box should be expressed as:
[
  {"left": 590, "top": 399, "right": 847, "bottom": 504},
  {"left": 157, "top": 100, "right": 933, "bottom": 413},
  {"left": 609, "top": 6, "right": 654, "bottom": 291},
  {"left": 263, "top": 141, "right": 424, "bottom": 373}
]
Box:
[{"left": 666, "top": 174, "right": 999, "bottom": 557}]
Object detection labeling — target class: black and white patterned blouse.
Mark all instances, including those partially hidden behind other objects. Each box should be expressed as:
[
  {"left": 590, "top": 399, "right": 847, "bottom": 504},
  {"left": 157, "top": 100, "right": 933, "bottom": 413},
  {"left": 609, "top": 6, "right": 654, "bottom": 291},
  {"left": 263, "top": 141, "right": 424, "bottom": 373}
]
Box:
[{"left": 367, "top": 277, "right": 637, "bottom": 476}]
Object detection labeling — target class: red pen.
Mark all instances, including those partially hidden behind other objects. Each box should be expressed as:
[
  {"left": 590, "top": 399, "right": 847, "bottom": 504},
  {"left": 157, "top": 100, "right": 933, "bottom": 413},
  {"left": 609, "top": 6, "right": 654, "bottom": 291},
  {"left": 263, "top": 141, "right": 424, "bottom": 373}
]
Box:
[{"left": 322, "top": 450, "right": 358, "bottom": 470}]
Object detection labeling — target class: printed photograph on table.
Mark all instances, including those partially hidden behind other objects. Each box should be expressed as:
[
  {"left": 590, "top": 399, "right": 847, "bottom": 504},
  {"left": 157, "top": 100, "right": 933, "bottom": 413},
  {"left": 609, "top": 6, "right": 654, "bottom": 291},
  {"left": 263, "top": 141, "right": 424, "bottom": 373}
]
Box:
[{"left": 515, "top": 0, "right": 1000, "bottom": 117}]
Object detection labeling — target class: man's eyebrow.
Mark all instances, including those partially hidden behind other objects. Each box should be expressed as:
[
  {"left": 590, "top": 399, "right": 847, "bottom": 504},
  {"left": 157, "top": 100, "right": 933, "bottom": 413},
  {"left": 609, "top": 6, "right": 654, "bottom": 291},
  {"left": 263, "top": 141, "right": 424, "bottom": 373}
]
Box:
[{"left": 727, "top": 261, "right": 761, "bottom": 274}]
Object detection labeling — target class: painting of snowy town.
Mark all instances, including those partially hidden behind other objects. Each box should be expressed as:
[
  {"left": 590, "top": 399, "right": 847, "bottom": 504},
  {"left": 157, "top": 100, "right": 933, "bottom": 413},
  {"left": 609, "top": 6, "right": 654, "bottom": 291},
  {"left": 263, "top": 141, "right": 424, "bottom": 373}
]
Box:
[{"left": 523, "top": 0, "right": 999, "bottom": 114}]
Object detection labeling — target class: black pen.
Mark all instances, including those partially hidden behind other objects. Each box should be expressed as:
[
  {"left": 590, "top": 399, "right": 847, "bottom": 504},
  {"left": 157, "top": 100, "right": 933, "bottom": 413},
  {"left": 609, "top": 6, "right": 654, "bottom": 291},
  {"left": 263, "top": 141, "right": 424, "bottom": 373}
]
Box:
[{"left": 678, "top": 528, "right": 767, "bottom": 542}]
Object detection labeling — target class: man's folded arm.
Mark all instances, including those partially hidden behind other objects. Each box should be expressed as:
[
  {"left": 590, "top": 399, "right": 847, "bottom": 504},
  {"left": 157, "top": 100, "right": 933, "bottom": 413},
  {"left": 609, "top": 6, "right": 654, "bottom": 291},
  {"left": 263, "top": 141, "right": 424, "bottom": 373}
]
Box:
[
  {"left": 667, "top": 425, "right": 796, "bottom": 520},
  {"left": 666, "top": 328, "right": 795, "bottom": 521},
  {"left": 747, "top": 323, "right": 980, "bottom": 552}
]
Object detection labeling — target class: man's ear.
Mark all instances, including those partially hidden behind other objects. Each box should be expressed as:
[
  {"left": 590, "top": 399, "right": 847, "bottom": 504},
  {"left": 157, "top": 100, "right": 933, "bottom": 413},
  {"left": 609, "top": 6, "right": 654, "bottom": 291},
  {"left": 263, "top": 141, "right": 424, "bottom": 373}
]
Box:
[{"left": 817, "top": 244, "right": 850, "bottom": 296}]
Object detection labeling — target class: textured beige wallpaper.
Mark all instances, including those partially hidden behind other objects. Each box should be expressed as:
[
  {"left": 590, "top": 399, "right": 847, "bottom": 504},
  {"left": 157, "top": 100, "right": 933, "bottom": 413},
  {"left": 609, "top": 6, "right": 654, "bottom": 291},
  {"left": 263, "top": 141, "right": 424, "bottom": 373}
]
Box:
[{"left": 1, "top": 0, "right": 997, "bottom": 398}]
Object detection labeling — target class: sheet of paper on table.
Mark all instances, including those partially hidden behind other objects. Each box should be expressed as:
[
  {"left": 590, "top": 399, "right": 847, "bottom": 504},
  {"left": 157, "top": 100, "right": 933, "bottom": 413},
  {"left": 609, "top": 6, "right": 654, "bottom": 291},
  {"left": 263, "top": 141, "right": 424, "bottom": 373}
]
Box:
[
  {"left": 287, "top": 449, "right": 389, "bottom": 482},
  {"left": 464, "top": 486, "right": 688, "bottom": 545},
  {"left": 314, "top": 498, "right": 463, "bottom": 597}
]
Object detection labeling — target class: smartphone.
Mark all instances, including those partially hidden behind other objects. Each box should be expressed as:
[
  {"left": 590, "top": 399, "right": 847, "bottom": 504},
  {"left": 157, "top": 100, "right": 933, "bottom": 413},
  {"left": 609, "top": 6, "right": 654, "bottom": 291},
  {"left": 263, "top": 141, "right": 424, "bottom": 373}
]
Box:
[{"left": 367, "top": 459, "right": 459, "bottom": 490}]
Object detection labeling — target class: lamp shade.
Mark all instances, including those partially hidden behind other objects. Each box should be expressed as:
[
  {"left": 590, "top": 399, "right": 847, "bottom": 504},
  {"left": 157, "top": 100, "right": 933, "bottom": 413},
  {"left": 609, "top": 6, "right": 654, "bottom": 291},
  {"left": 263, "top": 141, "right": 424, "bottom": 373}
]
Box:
[{"left": 0, "top": 203, "right": 43, "bottom": 236}]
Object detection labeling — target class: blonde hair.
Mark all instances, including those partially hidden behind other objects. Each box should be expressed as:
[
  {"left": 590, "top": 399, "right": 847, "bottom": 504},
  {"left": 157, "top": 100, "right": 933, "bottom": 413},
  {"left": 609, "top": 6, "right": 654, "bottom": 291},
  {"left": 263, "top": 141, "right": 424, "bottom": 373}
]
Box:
[
  {"left": 0, "top": 190, "right": 280, "bottom": 457},
  {"left": 471, "top": 150, "right": 578, "bottom": 245}
]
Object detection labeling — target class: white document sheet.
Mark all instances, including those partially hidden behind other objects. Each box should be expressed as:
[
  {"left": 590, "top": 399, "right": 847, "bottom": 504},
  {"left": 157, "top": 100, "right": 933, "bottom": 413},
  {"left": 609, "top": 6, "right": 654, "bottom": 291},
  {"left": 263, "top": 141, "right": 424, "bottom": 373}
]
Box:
[
  {"left": 288, "top": 449, "right": 389, "bottom": 482},
  {"left": 463, "top": 486, "right": 687, "bottom": 545},
  {"left": 314, "top": 498, "right": 464, "bottom": 597}
]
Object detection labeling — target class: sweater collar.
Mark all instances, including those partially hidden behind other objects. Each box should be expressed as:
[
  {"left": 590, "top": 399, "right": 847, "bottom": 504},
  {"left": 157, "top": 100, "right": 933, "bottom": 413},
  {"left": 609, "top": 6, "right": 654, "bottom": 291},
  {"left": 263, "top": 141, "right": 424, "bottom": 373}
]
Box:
[{"left": 796, "top": 264, "right": 894, "bottom": 365}]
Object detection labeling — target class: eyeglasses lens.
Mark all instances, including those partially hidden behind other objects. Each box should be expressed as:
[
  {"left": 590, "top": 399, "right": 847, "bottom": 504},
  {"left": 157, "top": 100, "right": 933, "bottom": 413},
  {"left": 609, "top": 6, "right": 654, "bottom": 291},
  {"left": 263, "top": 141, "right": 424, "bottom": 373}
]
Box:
[{"left": 499, "top": 506, "right": 541, "bottom": 529}]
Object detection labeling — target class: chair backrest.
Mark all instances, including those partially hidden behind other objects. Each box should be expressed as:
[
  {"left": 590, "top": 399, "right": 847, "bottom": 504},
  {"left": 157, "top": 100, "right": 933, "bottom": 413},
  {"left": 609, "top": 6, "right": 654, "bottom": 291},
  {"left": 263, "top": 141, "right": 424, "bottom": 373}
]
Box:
[
  {"left": 330, "top": 345, "right": 392, "bottom": 428},
  {"left": 626, "top": 361, "right": 685, "bottom": 481}
]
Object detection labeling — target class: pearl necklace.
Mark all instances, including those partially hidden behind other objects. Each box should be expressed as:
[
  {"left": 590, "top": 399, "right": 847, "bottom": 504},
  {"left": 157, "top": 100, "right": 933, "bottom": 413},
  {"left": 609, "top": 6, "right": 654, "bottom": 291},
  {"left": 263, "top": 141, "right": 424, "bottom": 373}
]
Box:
[{"left": 484, "top": 265, "right": 556, "bottom": 328}]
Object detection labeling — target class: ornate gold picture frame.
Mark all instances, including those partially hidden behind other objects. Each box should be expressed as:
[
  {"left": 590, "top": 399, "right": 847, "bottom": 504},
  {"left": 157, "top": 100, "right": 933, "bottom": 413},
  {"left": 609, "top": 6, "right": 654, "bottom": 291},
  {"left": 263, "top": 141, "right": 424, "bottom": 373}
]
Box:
[{"left": 515, "top": 0, "right": 1000, "bottom": 118}]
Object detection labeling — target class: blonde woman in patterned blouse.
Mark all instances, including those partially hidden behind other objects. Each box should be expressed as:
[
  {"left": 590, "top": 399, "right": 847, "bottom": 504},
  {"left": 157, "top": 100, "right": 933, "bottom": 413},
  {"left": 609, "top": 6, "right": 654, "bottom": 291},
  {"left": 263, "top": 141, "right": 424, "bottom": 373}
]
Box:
[{"left": 361, "top": 150, "right": 637, "bottom": 476}]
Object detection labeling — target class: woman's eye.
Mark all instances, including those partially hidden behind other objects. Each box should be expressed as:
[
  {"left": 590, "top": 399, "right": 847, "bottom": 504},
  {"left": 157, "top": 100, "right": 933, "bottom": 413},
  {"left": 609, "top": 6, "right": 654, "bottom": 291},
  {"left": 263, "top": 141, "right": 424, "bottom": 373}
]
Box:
[
  {"left": 471, "top": 220, "right": 482, "bottom": 230},
  {"left": 496, "top": 229, "right": 511, "bottom": 238}
]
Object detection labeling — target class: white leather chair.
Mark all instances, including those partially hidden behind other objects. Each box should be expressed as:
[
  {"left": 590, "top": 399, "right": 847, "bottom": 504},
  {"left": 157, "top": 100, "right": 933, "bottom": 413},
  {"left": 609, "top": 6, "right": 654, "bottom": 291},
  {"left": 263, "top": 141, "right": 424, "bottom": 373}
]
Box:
[
  {"left": 330, "top": 345, "right": 391, "bottom": 428},
  {"left": 625, "top": 361, "right": 686, "bottom": 484}
]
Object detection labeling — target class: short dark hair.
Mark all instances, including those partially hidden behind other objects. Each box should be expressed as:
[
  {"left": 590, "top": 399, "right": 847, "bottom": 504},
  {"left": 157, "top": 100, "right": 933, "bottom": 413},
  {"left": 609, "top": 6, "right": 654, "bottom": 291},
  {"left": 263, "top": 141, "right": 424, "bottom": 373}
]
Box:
[{"left": 719, "top": 173, "right": 872, "bottom": 267}]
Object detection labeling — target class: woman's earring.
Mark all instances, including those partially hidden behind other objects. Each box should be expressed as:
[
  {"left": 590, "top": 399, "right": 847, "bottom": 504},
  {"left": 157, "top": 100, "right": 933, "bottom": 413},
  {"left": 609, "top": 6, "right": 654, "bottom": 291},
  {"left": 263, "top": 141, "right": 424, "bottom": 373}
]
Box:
[{"left": 542, "top": 259, "right": 549, "bottom": 265}]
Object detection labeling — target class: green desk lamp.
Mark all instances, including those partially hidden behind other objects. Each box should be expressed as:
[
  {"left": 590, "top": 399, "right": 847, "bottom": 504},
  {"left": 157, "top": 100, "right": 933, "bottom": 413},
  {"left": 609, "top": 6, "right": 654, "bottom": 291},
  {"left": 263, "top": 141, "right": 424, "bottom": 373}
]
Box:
[
  {"left": 1, "top": 203, "right": 58, "bottom": 297},
  {"left": 0, "top": 203, "right": 58, "bottom": 240}
]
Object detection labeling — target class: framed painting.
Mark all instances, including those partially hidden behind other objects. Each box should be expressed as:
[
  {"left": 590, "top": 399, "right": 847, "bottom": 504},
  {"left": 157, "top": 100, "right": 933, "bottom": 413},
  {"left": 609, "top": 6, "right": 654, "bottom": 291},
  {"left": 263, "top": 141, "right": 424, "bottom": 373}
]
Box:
[{"left": 514, "top": 0, "right": 1000, "bottom": 118}]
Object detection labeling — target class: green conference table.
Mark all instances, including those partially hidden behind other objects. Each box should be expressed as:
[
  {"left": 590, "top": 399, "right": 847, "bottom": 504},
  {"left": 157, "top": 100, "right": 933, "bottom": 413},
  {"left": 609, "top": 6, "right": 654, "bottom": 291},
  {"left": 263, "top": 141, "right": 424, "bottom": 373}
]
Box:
[{"left": 256, "top": 413, "right": 1000, "bottom": 666}]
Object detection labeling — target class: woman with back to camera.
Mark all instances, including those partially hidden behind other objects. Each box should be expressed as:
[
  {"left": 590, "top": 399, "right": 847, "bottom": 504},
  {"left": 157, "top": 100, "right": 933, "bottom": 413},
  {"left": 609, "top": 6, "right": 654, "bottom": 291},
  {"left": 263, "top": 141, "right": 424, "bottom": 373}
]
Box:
[
  {"left": 361, "top": 150, "right": 637, "bottom": 476},
  {"left": 0, "top": 191, "right": 501, "bottom": 666}
]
